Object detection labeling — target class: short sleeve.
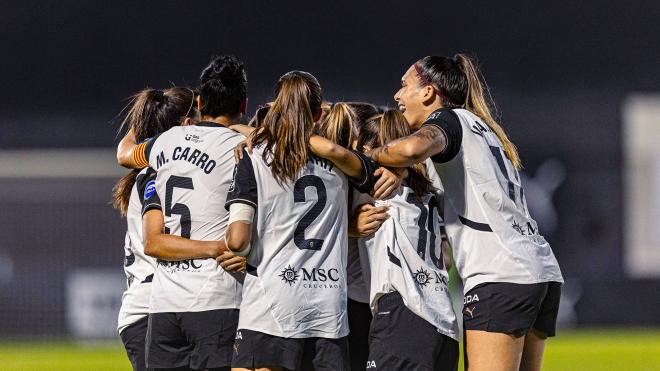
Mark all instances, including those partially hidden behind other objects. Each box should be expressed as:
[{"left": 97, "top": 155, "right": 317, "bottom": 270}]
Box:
[
  {"left": 136, "top": 168, "right": 161, "bottom": 215},
  {"left": 225, "top": 149, "right": 258, "bottom": 210},
  {"left": 348, "top": 150, "right": 377, "bottom": 194},
  {"left": 422, "top": 108, "right": 463, "bottom": 163}
]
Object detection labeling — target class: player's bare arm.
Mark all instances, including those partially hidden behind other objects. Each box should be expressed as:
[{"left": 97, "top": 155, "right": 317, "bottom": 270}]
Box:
[
  {"left": 116, "top": 127, "right": 142, "bottom": 168},
  {"left": 369, "top": 125, "right": 447, "bottom": 168},
  {"left": 308, "top": 135, "right": 364, "bottom": 178},
  {"left": 142, "top": 209, "right": 227, "bottom": 260},
  {"left": 226, "top": 220, "right": 252, "bottom": 255}
]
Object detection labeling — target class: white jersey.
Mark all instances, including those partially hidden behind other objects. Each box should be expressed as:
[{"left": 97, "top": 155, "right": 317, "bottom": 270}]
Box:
[
  {"left": 353, "top": 185, "right": 459, "bottom": 341},
  {"left": 347, "top": 158, "right": 441, "bottom": 305},
  {"left": 144, "top": 122, "right": 245, "bottom": 313},
  {"left": 117, "top": 168, "right": 157, "bottom": 333},
  {"left": 226, "top": 146, "right": 373, "bottom": 338},
  {"left": 426, "top": 108, "right": 563, "bottom": 293}
]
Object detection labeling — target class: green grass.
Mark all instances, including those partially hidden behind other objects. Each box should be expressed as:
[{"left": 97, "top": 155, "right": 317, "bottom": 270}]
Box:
[{"left": 1, "top": 329, "right": 660, "bottom": 370}]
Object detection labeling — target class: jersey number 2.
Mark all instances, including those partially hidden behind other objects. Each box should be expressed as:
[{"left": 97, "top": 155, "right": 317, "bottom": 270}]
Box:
[
  {"left": 165, "top": 175, "right": 194, "bottom": 238},
  {"left": 293, "top": 175, "right": 327, "bottom": 251}
]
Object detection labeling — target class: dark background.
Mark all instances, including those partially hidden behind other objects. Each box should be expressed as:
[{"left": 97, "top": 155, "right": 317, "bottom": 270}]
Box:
[{"left": 1, "top": 1, "right": 659, "bottom": 336}]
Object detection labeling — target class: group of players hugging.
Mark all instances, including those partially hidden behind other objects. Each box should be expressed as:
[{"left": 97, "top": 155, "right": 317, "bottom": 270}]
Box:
[{"left": 112, "top": 54, "right": 563, "bottom": 371}]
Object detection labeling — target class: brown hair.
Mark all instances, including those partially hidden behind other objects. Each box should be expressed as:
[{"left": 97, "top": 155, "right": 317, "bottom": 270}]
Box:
[
  {"left": 315, "top": 102, "right": 357, "bottom": 149},
  {"left": 251, "top": 71, "right": 322, "bottom": 183},
  {"left": 358, "top": 109, "right": 435, "bottom": 196},
  {"left": 112, "top": 87, "right": 197, "bottom": 216},
  {"left": 416, "top": 54, "right": 521, "bottom": 169}
]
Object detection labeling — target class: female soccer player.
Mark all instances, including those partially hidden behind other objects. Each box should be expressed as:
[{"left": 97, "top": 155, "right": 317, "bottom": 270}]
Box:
[
  {"left": 117, "top": 55, "right": 250, "bottom": 371},
  {"left": 354, "top": 109, "right": 459, "bottom": 370},
  {"left": 224, "top": 71, "right": 377, "bottom": 371},
  {"left": 113, "top": 86, "right": 226, "bottom": 371},
  {"left": 367, "top": 54, "right": 564, "bottom": 371}
]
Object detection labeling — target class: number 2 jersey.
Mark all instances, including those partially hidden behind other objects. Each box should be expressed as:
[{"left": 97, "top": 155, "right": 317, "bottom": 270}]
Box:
[
  {"left": 117, "top": 168, "right": 158, "bottom": 333},
  {"left": 137, "top": 122, "right": 246, "bottom": 313},
  {"left": 225, "top": 145, "right": 374, "bottom": 339},
  {"left": 424, "top": 108, "right": 563, "bottom": 294},
  {"left": 353, "top": 183, "right": 459, "bottom": 341}
]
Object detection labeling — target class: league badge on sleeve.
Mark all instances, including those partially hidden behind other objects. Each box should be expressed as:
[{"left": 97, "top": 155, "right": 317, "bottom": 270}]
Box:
[{"left": 144, "top": 180, "right": 157, "bottom": 200}]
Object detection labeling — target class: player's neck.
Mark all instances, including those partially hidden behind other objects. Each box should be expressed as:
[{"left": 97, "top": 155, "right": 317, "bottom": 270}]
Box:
[{"left": 200, "top": 115, "right": 239, "bottom": 127}]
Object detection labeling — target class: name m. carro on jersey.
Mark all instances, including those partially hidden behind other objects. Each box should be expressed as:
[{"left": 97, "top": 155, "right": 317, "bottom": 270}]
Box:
[{"left": 155, "top": 146, "right": 217, "bottom": 174}]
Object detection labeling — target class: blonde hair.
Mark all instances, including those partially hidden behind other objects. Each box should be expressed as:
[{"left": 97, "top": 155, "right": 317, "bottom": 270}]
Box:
[{"left": 316, "top": 102, "right": 356, "bottom": 148}]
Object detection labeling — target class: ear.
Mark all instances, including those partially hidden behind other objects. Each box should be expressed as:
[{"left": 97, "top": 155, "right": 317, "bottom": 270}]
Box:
[
  {"left": 183, "top": 117, "right": 194, "bottom": 126},
  {"left": 420, "top": 85, "right": 437, "bottom": 105}
]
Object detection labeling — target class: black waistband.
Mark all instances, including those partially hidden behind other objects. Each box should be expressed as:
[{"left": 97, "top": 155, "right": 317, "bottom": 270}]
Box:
[{"left": 377, "top": 291, "right": 404, "bottom": 310}]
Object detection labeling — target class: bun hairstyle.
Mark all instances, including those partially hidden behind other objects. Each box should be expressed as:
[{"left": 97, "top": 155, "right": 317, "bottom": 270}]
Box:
[
  {"left": 198, "top": 55, "right": 248, "bottom": 118},
  {"left": 358, "top": 109, "right": 435, "bottom": 197},
  {"left": 415, "top": 54, "right": 521, "bottom": 169},
  {"left": 252, "top": 70, "right": 322, "bottom": 184},
  {"left": 112, "top": 87, "right": 197, "bottom": 216}
]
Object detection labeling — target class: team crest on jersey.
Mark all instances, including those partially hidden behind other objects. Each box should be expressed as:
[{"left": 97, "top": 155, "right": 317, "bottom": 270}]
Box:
[
  {"left": 279, "top": 265, "right": 300, "bottom": 286},
  {"left": 413, "top": 268, "right": 432, "bottom": 286},
  {"left": 144, "top": 180, "right": 156, "bottom": 200}
]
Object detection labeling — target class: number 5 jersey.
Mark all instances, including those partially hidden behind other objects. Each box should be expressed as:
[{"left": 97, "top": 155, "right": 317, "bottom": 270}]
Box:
[{"left": 137, "top": 122, "right": 246, "bottom": 313}]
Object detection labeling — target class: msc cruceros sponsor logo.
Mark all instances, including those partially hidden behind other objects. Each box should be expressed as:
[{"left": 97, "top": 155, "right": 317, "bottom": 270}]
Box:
[
  {"left": 157, "top": 258, "right": 203, "bottom": 273},
  {"left": 279, "top": 265, "right": 341, "bottom": 289},
  {"left": 412, "top": 267, "right": 449, "bottom": 292}
]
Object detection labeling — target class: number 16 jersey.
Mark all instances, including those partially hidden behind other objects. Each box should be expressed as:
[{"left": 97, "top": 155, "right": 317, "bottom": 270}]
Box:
[{"left": 139, "top": 122, "right": 246, "bottom": 313}]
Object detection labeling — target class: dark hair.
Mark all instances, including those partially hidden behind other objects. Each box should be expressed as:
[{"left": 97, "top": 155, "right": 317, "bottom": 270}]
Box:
[
  {"left": 357, "top": 109, "right": 435, "bottom": 197},
  {"left": 252, "top": 71, "right": 322, "bottom": 183},
  {"left": 415, "top": 54, "right": 521, "bottom": 169},
  {"left": 198, "top": 55, "right": 247, "bottom": 118},
  {"left": 248, "top": 105, "right": 270, "bottom": 128},
  {"left": 112, "top": 87, "right": 197, "bottom": 216},
  {"left": 346, "top": 102, "right": 379, "bottom": 134}
]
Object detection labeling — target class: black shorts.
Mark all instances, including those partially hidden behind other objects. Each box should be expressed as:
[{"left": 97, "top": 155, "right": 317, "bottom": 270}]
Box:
[
  {"left": 348, "top": 298, "right": 372, "bottom": 371},
  {"left": 231, "top": 329, "right": 349, "bottom": 371},
  {"left": 368, "top": 292, "right": 459, "bottom": 371},
  {"left": 146, "top": 309, "right": 239, "bottom": 370},
  {"left": 462, "top": 281, "right": 562, "bottom": 337},
  {"left": 120, "top": 316, "right": 152, "bottom": 371}
]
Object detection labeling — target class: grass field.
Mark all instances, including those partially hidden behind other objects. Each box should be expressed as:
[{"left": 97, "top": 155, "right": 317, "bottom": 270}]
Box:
[{"left": 1, "top": 329, "right": 660, "bottom": 371}]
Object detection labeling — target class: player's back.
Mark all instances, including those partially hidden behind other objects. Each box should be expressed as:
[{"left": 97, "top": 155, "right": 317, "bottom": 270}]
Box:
[
  {"left": 232, "top": 146, "right": 350, "bottom": 338},
  {"left": 146, "top": 122, "right": 245, "bottom": 312},
  {"left": 355, "top": 184, "right": 459, "bottom": 341},
  {"left": 434, "top": 109, "right": 563, "bottom": 292}
]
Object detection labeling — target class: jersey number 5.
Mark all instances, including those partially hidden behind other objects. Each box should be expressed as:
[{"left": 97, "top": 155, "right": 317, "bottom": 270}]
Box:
[
  {"left": 293, "top": 175, "right": 327, "bottom": 251},
  {"left": 165, "top": 175, "right": 194, "bottom": 238}
]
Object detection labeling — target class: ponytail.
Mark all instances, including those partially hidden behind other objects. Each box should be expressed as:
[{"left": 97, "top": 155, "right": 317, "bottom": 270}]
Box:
[
  {"left": 316, "top": 102, "right": 356, "bottom": 148},
  {"left": 454, "top": 54, "right": 522, "bottom": 169},
  {"left": 252, "top": 71, "right": 322, "bottom": 183},
  {"left": 112, "top": 170, "right": 139, "bottom": 217}
]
